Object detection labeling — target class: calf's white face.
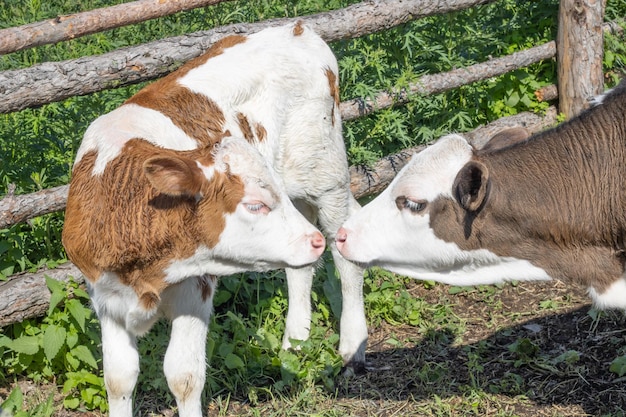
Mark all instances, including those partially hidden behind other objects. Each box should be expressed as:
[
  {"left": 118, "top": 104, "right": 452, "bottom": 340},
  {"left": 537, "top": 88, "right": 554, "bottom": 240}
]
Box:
[
  {"left": 155, "top": 136, "right": 326, "bottom": 281},
  {"left": 337, "top": 135, "right": 473, "bottom": 273},
  {"left": 200, "top": 137, "right": 325, "bottom": 275},
  {"left": 336, "top": 134, "right": 550, "bottom": 285}
]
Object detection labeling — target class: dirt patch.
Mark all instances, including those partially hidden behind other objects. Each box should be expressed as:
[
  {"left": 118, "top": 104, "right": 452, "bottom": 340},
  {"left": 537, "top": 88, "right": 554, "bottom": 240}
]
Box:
[{"left": 340, "top": 280, "right": 626, "bottom": 416}]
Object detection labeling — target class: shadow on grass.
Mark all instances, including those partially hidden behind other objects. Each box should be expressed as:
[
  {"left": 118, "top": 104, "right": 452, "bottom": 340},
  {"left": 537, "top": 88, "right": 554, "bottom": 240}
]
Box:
[{"left": 337, "top": 304, "right": 626, "bottom": 415}]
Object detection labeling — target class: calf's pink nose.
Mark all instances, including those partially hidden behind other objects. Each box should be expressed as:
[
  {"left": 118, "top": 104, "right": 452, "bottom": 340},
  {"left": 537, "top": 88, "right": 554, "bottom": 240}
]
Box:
[
  {"left": 336, "top": 227, "right": 347, "bottom": 243},
  {"left": 311, "top": 231, "right": 326, "bottom": 252}
]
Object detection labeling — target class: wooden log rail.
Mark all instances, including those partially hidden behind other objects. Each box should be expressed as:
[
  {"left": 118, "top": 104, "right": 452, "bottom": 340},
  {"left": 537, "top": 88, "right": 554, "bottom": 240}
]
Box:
[
  {"left": 0, "top": 0, "right": 496, "bottom": 114},
  {"left": 0, "top": 0, "right": 233, "bottom": 55}
]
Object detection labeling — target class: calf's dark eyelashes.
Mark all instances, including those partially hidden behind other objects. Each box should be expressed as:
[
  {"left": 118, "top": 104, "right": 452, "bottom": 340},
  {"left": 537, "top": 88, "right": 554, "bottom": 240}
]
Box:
[{"left": 395, "top": 196, "right": 428, "bottom": 213}]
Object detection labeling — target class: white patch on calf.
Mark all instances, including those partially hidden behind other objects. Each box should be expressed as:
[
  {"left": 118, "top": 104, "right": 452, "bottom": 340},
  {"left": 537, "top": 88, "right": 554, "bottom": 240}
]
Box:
[
  {"left": 88, "top": 272, "right": 159, "bottom": 336},
  {"left": 381, "top": 254, "right": 551, "bottom": 286},
  {"left": 77, "top": 103, "right": 198, "bottom": 175},
  {"left": 588, "top": 277, "right": 626, "bottom": 310},
  {"left": 195, "top": 160, "right": 216, "bottom": 182}
]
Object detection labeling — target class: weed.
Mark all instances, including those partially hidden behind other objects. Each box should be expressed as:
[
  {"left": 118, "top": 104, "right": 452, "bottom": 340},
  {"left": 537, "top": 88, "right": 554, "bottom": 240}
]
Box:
[{"left": 0, "top": 277, "right": 105, "bottom": 411}]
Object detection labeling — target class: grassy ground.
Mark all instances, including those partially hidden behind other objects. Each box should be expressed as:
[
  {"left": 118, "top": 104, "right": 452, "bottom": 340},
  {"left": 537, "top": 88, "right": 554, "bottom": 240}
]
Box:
[{"left": 4, "top": 278, "right": 626, "bottom": 416}]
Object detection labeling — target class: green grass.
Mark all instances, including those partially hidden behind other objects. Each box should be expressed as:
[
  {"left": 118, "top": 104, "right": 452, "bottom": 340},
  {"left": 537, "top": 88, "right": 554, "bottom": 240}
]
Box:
[{"left": 1, "top": 0, "right": 626, "bottom": 415}]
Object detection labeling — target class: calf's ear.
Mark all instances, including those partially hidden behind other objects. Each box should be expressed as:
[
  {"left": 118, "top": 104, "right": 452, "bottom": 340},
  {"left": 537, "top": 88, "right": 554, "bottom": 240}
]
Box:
[
  {"left": 453, "top": 161, "right": 489, "bottom": 212},
  {"left": 143, "top": 156, "right": 203, "bottom": 197}
]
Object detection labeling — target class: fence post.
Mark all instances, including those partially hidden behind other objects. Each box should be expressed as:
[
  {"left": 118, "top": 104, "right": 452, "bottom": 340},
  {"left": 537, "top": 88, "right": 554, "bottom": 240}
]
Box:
[{"left": 556, "top": 0, "right": 606, "bottom": 119}]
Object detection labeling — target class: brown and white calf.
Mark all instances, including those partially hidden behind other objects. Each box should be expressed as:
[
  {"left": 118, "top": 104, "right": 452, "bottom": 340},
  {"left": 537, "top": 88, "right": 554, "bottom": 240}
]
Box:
[
  {"left": 337, "top": 80, "right": 626, "bottom": 310},
  {"left": 62, "top": 22, "right": 367, "bottom": 417}
]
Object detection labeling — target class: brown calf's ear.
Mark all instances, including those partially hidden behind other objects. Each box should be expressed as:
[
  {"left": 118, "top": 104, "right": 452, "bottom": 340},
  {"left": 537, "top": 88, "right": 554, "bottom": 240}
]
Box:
[
  {"left": 453, "top": 161, "right": 489, "bottom": 212},
  {"left": 143, "top": 156, "right": 203, "bottom": 197}
]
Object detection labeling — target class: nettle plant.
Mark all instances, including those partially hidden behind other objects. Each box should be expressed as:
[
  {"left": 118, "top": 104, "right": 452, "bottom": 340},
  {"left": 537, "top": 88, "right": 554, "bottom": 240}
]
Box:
[
  {"left": 337, "top": 0, "right": 560, "bottom": 167},
  {"left": 0, "top": 278, "right": 106, "bottom": 411}
]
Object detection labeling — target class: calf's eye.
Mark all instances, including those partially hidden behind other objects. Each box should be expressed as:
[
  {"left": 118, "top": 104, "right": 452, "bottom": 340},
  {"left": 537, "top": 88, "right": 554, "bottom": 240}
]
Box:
[
  {"left": 395, "top": 196, "right": 427, "bottom": 213},
  {"left": 244, "top": 202, "right": 270, "bottom": 214}
]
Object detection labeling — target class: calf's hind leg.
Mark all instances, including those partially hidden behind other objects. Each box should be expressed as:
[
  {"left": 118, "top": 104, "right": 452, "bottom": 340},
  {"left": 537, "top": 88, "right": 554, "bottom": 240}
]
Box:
[{"left": 319, "top": 193, "right": 367, "bottom": 368}]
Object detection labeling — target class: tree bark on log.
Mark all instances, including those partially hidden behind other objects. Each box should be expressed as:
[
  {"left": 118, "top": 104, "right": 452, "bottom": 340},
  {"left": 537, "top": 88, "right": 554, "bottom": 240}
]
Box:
[
  {"left": 557, "top": 0, "right": 606, "bottom": 118},
  {"left": 535, "top": 84, "right": 559, "bottom": 102},
  {"left": 0, "top": 0, "right": 497, "bottom": 114},
  {"left": 0, "top": 108, "right": 559, "bottom": 327},
  {"left": 0, "top": 0, "right": 232, "bottom": 55},
  {"left": 341, "top": 41, "right": 557, "bottom": 121},
  {"left": 0, "top": 185, "right": 68, "bottom": 229},
  {"left": 0, "top": 263, "right": 84, "bottom": 327}
]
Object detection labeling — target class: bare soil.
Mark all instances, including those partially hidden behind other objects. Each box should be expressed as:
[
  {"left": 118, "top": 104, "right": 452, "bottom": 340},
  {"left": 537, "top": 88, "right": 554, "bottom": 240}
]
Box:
[{"left": 339, "top": 280, "right": 626, "bottom": 416}]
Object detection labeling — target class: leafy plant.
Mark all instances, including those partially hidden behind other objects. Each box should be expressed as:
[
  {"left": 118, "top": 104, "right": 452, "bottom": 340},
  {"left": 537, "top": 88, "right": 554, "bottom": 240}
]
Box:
[
  {"left": 0, "top": 277, "right": 105, "bottom": 411},
  {"left": 508, "top": 338, "right": 540, "bottom": 367},
  {"left": 609, "top": 355, "right": 626, "bottom": 378}
]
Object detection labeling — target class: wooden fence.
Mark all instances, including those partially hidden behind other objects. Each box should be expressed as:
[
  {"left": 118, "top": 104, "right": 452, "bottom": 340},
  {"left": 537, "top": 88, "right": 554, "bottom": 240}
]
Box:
[{"left": 0, "top": 0, "right": 620, "bottom": 326}]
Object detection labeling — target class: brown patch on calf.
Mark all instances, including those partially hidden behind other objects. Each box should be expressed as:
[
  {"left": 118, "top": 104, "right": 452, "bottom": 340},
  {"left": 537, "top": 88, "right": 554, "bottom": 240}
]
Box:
[
  {"left": 254, "top": 123, "right": 267, "bottom": 142},
  {"left": 429, "top": 88, "right": 626, "bottom": 292},
  {"left": 237, "top": 112, "right": 254, "bottom": 142},
  {"left": 126, "top": 83, "right": 226, "bottom": 148},
  {"left": 325, "top": 68, "right": 340, "bottom": 106},
  {"left": 325, "top": 67, "right": 340, "bottom": 125},
  {"left": 62, "top": 139, "right": 244, "bottom": 307},
  {"left": 139, "top": 291, "right": 161, "bottom": 311},
  {"left": 292, "top": 21, "right": 305, "bottom": 36},
  {"left": 197, "top": 274, "right": 217, "bottom": 302},
  {"left": 125, "top": 34, "right": 248, "bottom": 147}
]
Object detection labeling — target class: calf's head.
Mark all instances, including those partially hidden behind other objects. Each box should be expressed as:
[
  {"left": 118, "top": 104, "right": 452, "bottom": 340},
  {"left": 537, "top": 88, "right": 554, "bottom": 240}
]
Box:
[
  {"left": 336, "top": 134, "right": 500, "bottom": 279},
  {"left": 200, "top": 136, "right": 326, "bottom": 273},
  {"left": 64, "top": 136, "right": 325, "bottom": 284}
]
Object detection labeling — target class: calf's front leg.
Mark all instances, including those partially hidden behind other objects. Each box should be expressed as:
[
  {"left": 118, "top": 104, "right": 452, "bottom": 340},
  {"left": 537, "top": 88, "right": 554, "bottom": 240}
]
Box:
[
  {"left": 283, "top": 265, "right": 315, "bottom": 349},
  {"left": 100, "top": 316, "right": 139, "bottom": 417},
  {"left": 161, "top": 275, "right": 216, "bottom": 417}
]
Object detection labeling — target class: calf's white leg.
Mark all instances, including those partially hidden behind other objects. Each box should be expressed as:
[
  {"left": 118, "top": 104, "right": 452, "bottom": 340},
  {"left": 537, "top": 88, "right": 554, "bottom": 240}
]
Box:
[
  {"left": 332, "top": 246, "right": 367, "bottom": 366},
  {"left": 318, "top": 193, "right": 368, "bottom": 367},
  {"left": 282, "top": 200, "right": 316, "bottom": 349},
  {"left": 100, "top": 316, "right": 139, "bottom": 417},
  {"left": 283, "top": 265, "right": 315, "bottom": 348},
  {"left": 161, "top": 276, "right": 215, "bottom": 417}
]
